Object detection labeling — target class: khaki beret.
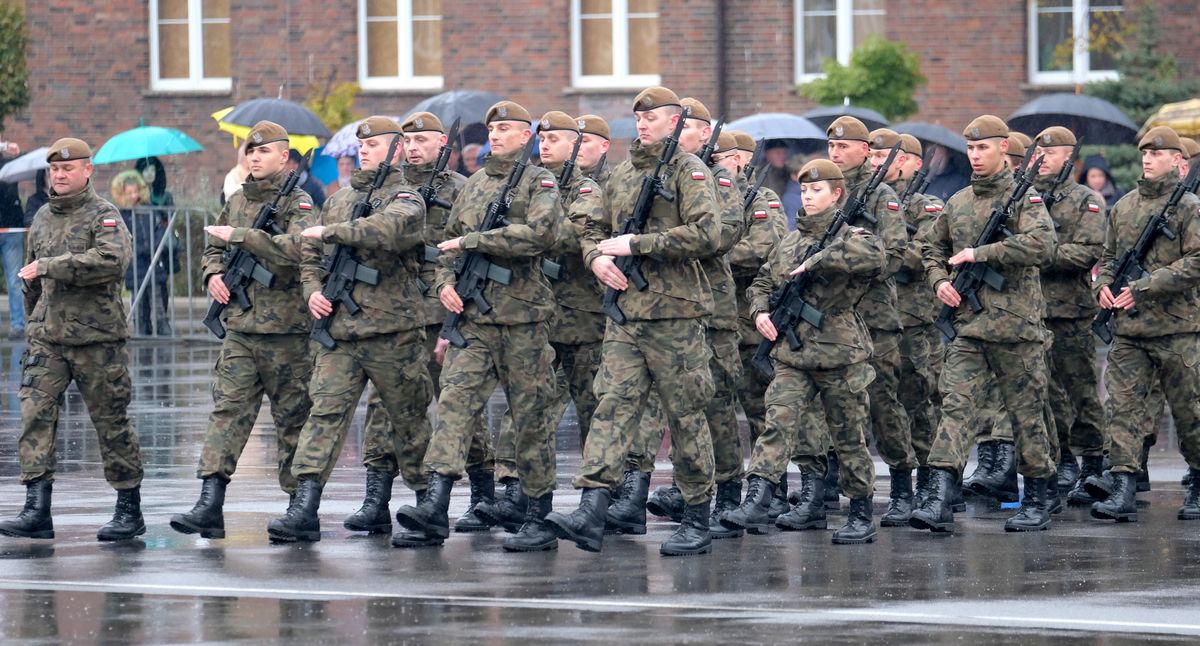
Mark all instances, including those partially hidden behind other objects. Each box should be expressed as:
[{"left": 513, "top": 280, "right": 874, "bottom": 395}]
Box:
[
  {"left": 730, "top": 130, "right": 756, "bottom": 154},
  {"left": 713, "top": 131, "right": 739, "bottom": 155},
  {"left": 963, "top": 115, "right": 1009, "bottom": 141},
  {"left": 680, "top": 98, "right": 711, "bottom": 123},
  {"left": 356, "top": 116, "right": 403, "bottom": 139},
  {"left": 898, "top": 134, "right": 923, "bottom": 157},
  {"left": 245, "top": 120, "right": 289, "bottom": 149},
  {"left": 576, "top": 114, "right": 610, "bottom": 140},
  {"left": 1035, "top": 126, "right": 1076, "bottom": 148},
  {"left": 1182, "top": 138, "right": 1200, "bottom": 160},
  {"left": 633, "top": 86, "right": 681, "bottom": 112},
  {"left": 868, "top": 128, "right": 902, "bottom": 151},
  {"left": 1140, "top": 126, "right": 1183, "bottom": 151},
  {"left": 1006, "top": 135, "right": 1027, "bottom": 158},
  {"left": 537, "top": 110, "right": 578, "bottom": 133},
  {"left": 401, "top": 111, "right": 444, "bottom": 134},
  {"left": 46, "top": 137, "right": 92, "bottom": 163},
  {"left": 826, "top": 116, "right": 870, "bottom": 142},
  {"left": 485, "top": 101, "right": 532, "bottom": 125},
  {"left": 1011, "top": 131, "right": 1033, "bottom": 148},
  {"left": 798, "top": 159, "right": 844, "bottom": 183}
]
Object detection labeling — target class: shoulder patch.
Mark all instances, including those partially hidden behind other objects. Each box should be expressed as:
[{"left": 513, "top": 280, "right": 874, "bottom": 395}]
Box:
[
  {"left": 540, "top": 179, "right": 556, "bottom": 188},
  {"left": 1087, "top": 202, "right": 1100, "bottom": 213},
  {"left": 924, "top": 204, "right": 941, "bottom": 212},
  {"left": 101, "top": 217, "right": 117, "bottom": 227},
  {"left": 753, "top": 209, "right": 768, "bottom": 219},
  {"left": 1029, "top": 195, "right": 1043, "bottom": 204},
  {"left": 395, "top": 192, "right": 413, "bottom": 200},
  {"left": 886, "top": 200, "right": 900, "bottom": 211},
  {"left": 717, "top": 177, "right": 732, "bottom": 187},
  {"left": 768, "top": 200, "right": 782, "bottom": 209},
  {"left": 579, "top": 186, "right": 593, "bottom": 194},
  {"left": 298, "top": 202, "right": 312, "bottom": 211},
  {"left": 691, "top": 171, "right": 707, "bottom": 181}
]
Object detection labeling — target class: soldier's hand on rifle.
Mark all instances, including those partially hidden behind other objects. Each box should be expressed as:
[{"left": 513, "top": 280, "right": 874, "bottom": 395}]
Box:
[
  {"left": 936, "top": 281, "right": 961, "bottom": 307},
  {"left": 308, "top": 292, "right": 333, "bottom": 319},
  {"left": 204, "top": 225, "right": 234, "bottom": 242},
  {"left": 434, "top": 337, "right": 450, "bottom": 365},
  {"left": 438, "top": 237, "right": 463, "bottom": 252},
  {"left": 590, "top": 255, "right": 628, "bottom": 291},
  {"left": 755, "top": 312, "right": 777, "bottom": 342},
  {"left": 789, "top": 261, "right": 809, "bottom": 276},
  {"left": 207, "top": 274, "right": 230, "bottom": 304},
  {"left": 301, "top": 226, "right": 326, "bottom": 239},
  {"left": 1111, "top": 286, "right": 1136, "bottom": 310},
  {"left": 439, "top": 284, "right": 464, "bottom": 314},
  {"left": 597, "top": 234, "right": 635, "bottom": 257},
  {"left": 948, "top": 247, "right": 976, "bottom": 266}
]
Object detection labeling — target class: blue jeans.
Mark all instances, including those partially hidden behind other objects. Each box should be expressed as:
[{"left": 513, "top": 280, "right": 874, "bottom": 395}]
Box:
[{"left": 0, "top": 231, "right": 24, "bottom": 332}]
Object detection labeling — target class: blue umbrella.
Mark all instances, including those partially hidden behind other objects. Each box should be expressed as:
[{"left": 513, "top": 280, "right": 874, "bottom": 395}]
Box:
[
  {"left": 727, "top": 113, "right": 826, "bottom": 141},
  {"left": 93, "top": 126, "right": 204, "bottom": 165}
]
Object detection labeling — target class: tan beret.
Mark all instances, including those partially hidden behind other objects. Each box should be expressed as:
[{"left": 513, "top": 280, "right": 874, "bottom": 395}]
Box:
[
  {"left": 963, "top": 115, "right": 1009, "bottom": 141},
  {"left": 1035, "top": 126, "right": 1076, "bottom": 148},
  {"left": 1182, "top": 138, "right": 1200, "bottom": 160},
  {"left": 633, "top": 86, "right": 681, "bottom": 112},
  {"left": 46, "top": 137, "right": 92, "bottom": 163},
  {"left": 868, "top": 128, "right": 902, "bottom": 151},
  {"left": 798, "top": 159, "right": 844, "bottom": 183},
  {"left": 680, "top": 98, "right": 711, "bottom": 123},
  {"left": 537, "top": 110, "right": 578, "bottom": 133},
  {"left": 731, "top": 130, "right": 756, "bottom": 154},
  {"left": 1140, "top": 126, "right": 1183, "bottom": 151},
  {"left": 485, "top": 101, "right": 532, "bottom": 125},
  {"left": 898, "top": 134, "right": 923, "bottom": 157},
  {"left": 401, "top": 111, "right": 444, "bottom": 134},
  {"left": 356, "top": 116, "right": 403, "bottom": 139},
  {"left": 826, "top": 116, "right": 870, "bottom": 142},
  {"left": 713, "top": 131, "right": 739, "bottom": 155},
  {"left": 245, "top": 121, "right": 289, "bottom": 149},
  {"left": 576, "top": 114, "right": 610, "bottom": 140},
  {"left": 1006, "top": 135, "right": 1027, "bottom": 158},
  {"left": 1011, "top": 131, "right": 1033, "bottom": 148}
]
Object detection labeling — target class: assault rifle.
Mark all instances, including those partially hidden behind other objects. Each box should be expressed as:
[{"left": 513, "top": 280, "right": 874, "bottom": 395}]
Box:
[{"left": 1041, "top": 137, "right": 1084, "bottom": 230}]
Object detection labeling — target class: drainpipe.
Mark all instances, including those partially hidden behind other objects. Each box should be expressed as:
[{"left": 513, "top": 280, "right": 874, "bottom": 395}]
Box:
[{"left": 716, "top": 0, "right": 728, "bottom": 118}]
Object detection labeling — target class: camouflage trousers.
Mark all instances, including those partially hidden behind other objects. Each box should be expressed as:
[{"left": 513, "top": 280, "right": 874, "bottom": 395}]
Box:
[
  {"left": 754, "top": 361, "right": 875, "bottom": 499},
  {"left": 625, "top": 390, "right": 667, "bottom": 474},
  {"left": 1045, "top": 317, "right": 1105, "bottom": 456},
  {"left": 423, "top": 321, "right": 559, "bottom": 498},
  {"left": 898, "top": 323, "right": 940, "bottom": 465},
  {"left": 575, "top": 318, "right": 716, "bottom": 504},
  {"left": 1104, "top": 334, "right": 1200, "bottom": 473},
  {"left": 867, "top": 328, "right": 916, "bottom": 470},
  {"left": 291, "top": 329, "right": 433, "bottom": 483},
  {"left": 738, "top": 342, "right": 772, "bottom": 445},
  {"left": 198, "top": 331, "right": 314, "bottom": 493},
  {"left": 18, "top": 339, "right": 142, "bottom": 489},
  {"left": 927, "top": 337, "right": 1055, "bottom": 479}
]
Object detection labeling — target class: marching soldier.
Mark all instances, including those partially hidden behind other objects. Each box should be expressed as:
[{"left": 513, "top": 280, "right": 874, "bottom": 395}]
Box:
[{"left": 576, "top": 114, "right": 612, "bottom": 188}]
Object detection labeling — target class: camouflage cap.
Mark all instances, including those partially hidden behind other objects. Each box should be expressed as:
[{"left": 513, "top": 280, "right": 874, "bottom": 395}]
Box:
[
  {"left": 633, "top": 86, "right": 681, "bottom": 112},
  {"left": 1139, "top": 126, "right": 1183, "bottom": 152},
  {"left": 963, "top": 115, "right": 1009, "bottom": 141},
  {"left": 1035, "top": 126, "right": 1076, "bottom": 148},
  {"left": 1006, "top": 134, "right": 1027, "bottom": 158},
  {"left": 898, "top": 134, "right": 923, "bottom": 157},
  {"left": 46, "top": 137, "right": 92, "bottom": 163},
  {"left": 731, "top": 130, "right": 757, "bottom": 154},
  {"left": 356, "top": 116, "right": 403, "bottom": 139},
  {"left": 868, "top": 128, "right": 902, "bottom": 151},
  {"left": 576, "top": 114, "right": 610, "bottom": 140},
  {"left": 485, "top": 101, "right": 532, "bottom": 125},
  {"left": 401, "top": 111, "right": 444, "bottom": 134},
  {"left": 537, "top": 110, "right": 579, "bottom": 133},
  {"left": 1182, "top": 137, "right": 1200, "bottom": 160},
  {"left": 798, "top": 159, "right": 844, "bottom": 183},
  {"left": 826, "top": 116, "right": 870, "bottom": 142},
  {"left": 713, "top": 131, "right": 739, "bottom": 155},
  {"left": 680, "top": 97, "right": 711, "bottom": 123}
]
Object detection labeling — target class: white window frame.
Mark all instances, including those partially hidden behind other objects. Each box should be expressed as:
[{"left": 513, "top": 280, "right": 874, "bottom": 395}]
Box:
[
  {"left": 148, "top": 0, "right": 231, "bottom": 92},
  {"left": 358, "top": 0, "right": 444, "bottom": 91},
  {"left": 570, "top": 0, "right": 661, "bottom": 89},
  {"left": 1027, "top": 0, "right": 1122, "bottom": 85},
  {"left": 794, "top": 0, "right": 885, "bottom": 85}
]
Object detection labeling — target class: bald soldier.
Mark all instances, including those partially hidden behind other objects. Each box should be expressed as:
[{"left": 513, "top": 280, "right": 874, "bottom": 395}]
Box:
[{"left": 0, "top": 139, "right": 144, "bottom": 542}]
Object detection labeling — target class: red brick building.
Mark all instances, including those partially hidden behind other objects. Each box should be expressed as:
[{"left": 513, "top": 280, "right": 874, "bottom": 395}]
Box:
[{"left": 7, "top": 0, "right": 1197, "bottom": 195}]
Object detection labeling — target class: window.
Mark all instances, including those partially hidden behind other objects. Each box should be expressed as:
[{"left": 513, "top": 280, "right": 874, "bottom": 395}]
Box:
[
  {"left": 358, "top": 0, "right": 444, "bottom": 91},
  {"left": 571, "top": 0, "right": 660, "bottom": 88},
  {"left": 1029, "top": 0, "right": 1123, "bottom": 84},
  {"left": 794, "top": 0, "right": 885, "bottom": 84},
  {"left": 149, "top": 0, "right": 231, "bottom": 91}
]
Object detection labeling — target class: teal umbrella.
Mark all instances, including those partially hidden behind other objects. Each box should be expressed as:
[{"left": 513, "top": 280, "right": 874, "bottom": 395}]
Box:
[{"left": 93, "top": 124, "right": 204, "bottom": 165}]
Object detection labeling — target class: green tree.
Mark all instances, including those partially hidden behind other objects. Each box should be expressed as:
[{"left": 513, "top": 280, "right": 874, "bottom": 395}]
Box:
[
  {"left": 798, "top": 36, "right": 926, "bottom": 122},
  {"left": 0, "top": 1, "right": 30, "bottom": 134},
  {"left": 305, "top": 71, "right": 360, "bottom": 133}
]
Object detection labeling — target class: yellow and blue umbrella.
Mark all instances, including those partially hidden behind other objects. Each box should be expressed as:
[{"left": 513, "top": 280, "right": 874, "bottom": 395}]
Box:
[
  {"left": 92, "top": 124, "right": 204, "bottom": 165},
  {"left": 211, "top": 107, "right": 320, "bottom": 154}
]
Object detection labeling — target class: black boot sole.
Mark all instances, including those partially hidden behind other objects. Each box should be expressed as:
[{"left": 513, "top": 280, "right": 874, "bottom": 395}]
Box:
[
  {"left": 644, "top": 502, "right": 684, "bottom": 522},
  {"left": 1089, "top": 506, "right": 1137, "bottom": 522},
  {"left": 454, "top": 522, "right": 493, "bottom": 533},
  {"left": 343, "top": 520, "right": 393, "bottom": 534},
  {"left": 908, "top": 512, "right": 954, "bottom": 533},
  {"left": 391, "top": 531, "right": 445, "bottom": 548},
  {"left": 502, "top": 536, "right": 559, "bottom": 552},
  {"left": 967, "top": 483, "right": 1019, "bottom": 503},
  {"left": 709, "top": 525, "right": 743, "bottom": 539},
  {"left": 719, "top": 516, "right": 769, "bottom": 535},
  {"left": 1177, "top": 509, "right": 1200, "bottom": 520},
  {"left": 831, "top": 529, "right": 876, "bottom": 544},
  {"left": 774, "top": 515, "right": 827, "bottom": 531},
  {"left": 170, "top": 515, "right": 226, "bottom": 539},
  {"left": 267, "top": 527, "right": 321, "bottom": 542},
  {"left": 544, "top": 514, "right": 602, "bottom": 553},
  {"left": 1066, "top": 491, "right": 1098, "bottom": 505},
  {"left": 1004, "top": 520, "right": 1051, "bottom": 532},
  {"left": 660, "top": 540, "right": 712, "bottom": 556},
  {"left": 879, "top": 515, "right": 910, "bottom": 528},
  {"left": 394, "top": 509, "right": 450, "bottom": 538},
  {"left": 97, "top": 524, "right": 147, "bottom": 542},
  {"left": 603, "top": 517, "right": 647, "bottom": 535},
  {"left": 1083, "top": 477, "right": 1115, "bottom": 500},
  {"left": 0, "top": 526, "right": 54, "bottom": 539}
]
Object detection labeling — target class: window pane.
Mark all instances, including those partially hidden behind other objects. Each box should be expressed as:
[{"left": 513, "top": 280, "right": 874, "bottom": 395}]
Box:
[
  {"left": 203, "top": 22, "right": 230, "bottom": 78},
  {"left": 803, "top": 0, "right": 836, "bottom": 14},
  {"left": 159, "top": 0, "right": 188, "bottom": 20},
  {"left": 158, "top": 23, "right": 189, "bottom": 78},
  {"left": 413, "top": 17, "right": 442, "bottom": 76},
  {"left": 581, "top": 17, "right": 612, "bottom": 76},
  {"left": 1088, "top": 2, "right": 1124, "bottom": 72},
  {"left": 202, "top": 0, "right": 229, "bottom": 19},
  {"left": 413, "top": 0, "right": 440, "bottom": 16},
  {"left": 628, "top": 16, "right": 658, "bottom": 74},
  {"left": 581, "top": 0, "right": 611, "bottom": 14},
  {"left": 367, "top": 0, "right": 396, "bottom": 18},
  {"left": 803, "top": 13, "right": 836, "bottom": 75},
  {"left": 628, "top": 0, "right": 655, "bottom": 13},
  {"left": 367, "top": 20, "right": 399, "bottom": 77},
  {"left": 1036, "top": 0, "right": 1074, "bottom": 72}
]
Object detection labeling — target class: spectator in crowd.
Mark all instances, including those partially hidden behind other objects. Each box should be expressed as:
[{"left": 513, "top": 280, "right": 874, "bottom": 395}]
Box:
[
  {"left": 136, "top": 156, "right": 175, "bottom": 206},
  {"left": 327, "top": 155, "right": 356, "bottom": 196},
  {"left": 112, "top": 169, "right": 177, "bottom": 336},
  {"left": 1078, "top": 153, "right": 1125, "bottom": 208},
  {"left": 924, "top": 144, "right": 972, "bottom": 202},
  {"left": 287, "top": 148, "right": 326, "bottom": 210},
  {"left": 781, "top": 153, "right": 807, "bottom": 230},
  {"left": 0, "top": 141, "right": 25, "bottom": 338},
  {"left": 761, "top": 140, "right": 793, "bottom": 201},
  {"left": 221, "top": 141, "right": 251, "bottom": 206},
  {"left": 23, "top": 169, "right": 47, "bottom": 225}
]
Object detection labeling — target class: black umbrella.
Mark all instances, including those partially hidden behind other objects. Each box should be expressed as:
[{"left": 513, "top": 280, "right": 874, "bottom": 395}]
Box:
[
  {"left": 893, "top": 121, "right": 968, "bottom": 155},
  {"left": 222, "top": 98, "right": 332, "bottom": 138},
  {"left": 803, "top": 105, "right": 889, "bottom": 132},
  {"left": 1007, "top": 93, "right": 1138, "bottom": 145},
  {"left": 403, "top": 90, "right": 503, "bottom": 126}
]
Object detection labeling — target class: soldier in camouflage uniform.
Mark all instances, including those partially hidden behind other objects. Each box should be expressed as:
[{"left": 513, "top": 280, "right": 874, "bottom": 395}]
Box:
[
  {"left": 0, "top": 138, "right": 144, "bottom": 542},
  {"left": 576, "top": 115, "right": 612, "bottom": 188},
  {"left": 1086, "top": 126, "right": 1200, "bottom": 523},
  {"left": 171, "top": 121, "right": 316, "bottom": 540},
  {"left": 727, "top": 159, "right": 884, "bottom": 545},
  {"left": 267, "top": 116, "right": 434, "bottom": 543},
  {"left": 393, "top": 101, "right": 564, "bottom": 552},
  {"left": 546, "top": 86, "right": 720, "bottom": 556},
  {"left": 911, "top": 115, "right": 1057, "bottom": 534}
]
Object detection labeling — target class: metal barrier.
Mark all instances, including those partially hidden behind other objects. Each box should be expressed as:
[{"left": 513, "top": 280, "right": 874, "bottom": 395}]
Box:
[{"left": 122, "top": 205, "right": 219, "bottom": 340}]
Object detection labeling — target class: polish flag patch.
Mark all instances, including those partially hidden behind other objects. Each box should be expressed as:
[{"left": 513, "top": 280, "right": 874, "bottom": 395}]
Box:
[
  {"left": 753, "top": 209, "right": 768, "bottom": 219},
  {"left": 691, "top": 171, "right": 707, "bottom": 181},
  {"left": 540, "top": 179, "right": 556, "bottom": 188},
  {"left": 717, "top": 177, "right": 732, "bottom": 187},
  {"left": 1029, "top": 195, "right": 1043, "bottom": 204},
  {"left": 768, "top": 200, "right": 782, "bottom": 209},
  {"left": 886, "top": 201, "right": 900, "bottom": 211},
  {"left": 298, "top": 202, "right": 312, "bottom": 211},
  {"left": 579, "top": 186, "right": 593, "bottom": 194},
  {"left": 924, "top": 204, "right": 941, "bottom": 212},
  {"left": 101, "top": 217, "right": 117, "bottom": 227},
  {"left": 1087, "top": 203, "right": 1100, "bottom": 213},
  {"left": 395, "top": 193, "right": 412, "bottom": 200}
]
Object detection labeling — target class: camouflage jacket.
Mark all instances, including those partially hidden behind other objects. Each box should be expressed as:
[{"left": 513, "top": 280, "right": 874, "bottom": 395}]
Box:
[
  {"left": 25, "top": 183, "right": 131, "bottom": 345},
  {"left": 843, "top": 161, "right": 906, "bottom": 331},
  {"left": 749, "top": 205, "right": 886, "bottom": 370},
  {"left": 582, "top": 139, "right": 719, "bottom": 321},
  {"left": 202, "top": 171, "right": 315, "bottom": 335},
  {"left": 301, "top": 167, "right": 426, "bottom": 340},
  {"left": 404, "top": 161, "right": 467, "bottom": 327},
  {"left": 1096, "top": 172, "right": 1200, "bottom": 338},
  {"left": 892, "top": 177, "right": 944, "bottom": 327},
  {"left": 920, "top": 169, "right": 1056, "bottom": 343},
  {"left": 1033, "top": 175, "right": 1104, "bottom": 320},
  {"left": 434, "top": 149, "right": 563, "bottom": 326},
  {"left": 585, "top": 163, "right": 612, "bottom": 192},
  {"left": 731, "top": 184, "right": 787, "bottom": 345},
  {"left": 701, "top": 165, "right": 748, "bottom": 331}
]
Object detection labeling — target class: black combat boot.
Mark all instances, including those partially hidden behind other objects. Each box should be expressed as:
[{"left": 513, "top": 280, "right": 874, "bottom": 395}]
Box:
[
  {"left": 880, "top": 467, "right": 913, "bottom": 527},
  {"left": 909, "top": 468, "right": 955, "bottom": 533},
  {"left": 913, "top": 465, "right": 932, "bottom": 509},
  {"left": 709, "top": 480, "right": 743, "bottom": 540},
  {"left": 394, "top": 473, "right": 453, "bottom": 537},
  {"left": 719, "top": 476, "right": 774, "bottom": 535},
  {"left": 473, "top": 478, "right": 527, "bottom": 533},
  {"left": 967, "top": 441, "right": 1018, "bottom": 503},
  {"left": 1183, "top": 471, "right": 1193, "bottom": 487},
  {"left": 1067, "top": 455, "right": 1104, "bottom": 505},
  {"left": 832, "top": 498, "right": 877, "bottom": 544},
  {"left": 545, "top": 488, "right": 612, "bottom": 552},
  {"left": 948, "top": 472, "right": 967, "bottom": 512},
  {"left": 1046, "top": 476, "right": 1064, "bottom": 514},
  {"left": 0, "top": 479, "right": 54, "bottom": 539},
  {"left": 1005, "top": 477, "right": 1051, "bottom": 532},
  {"left": 645, "top": 481, "right": 685, "bottom": 522},
  {"left": 343, "top": 469, "right": 394, "bottom": 534},
  {"left": 1136, "top": 436, "right": 1153, "bottom": 492},
  {"left": 605, "top": 470, "right": 650, "bottom": 535},
  {"left": 171, "top": 476, "right": 228, "bottom": 538},
  {"left": 1083, "top": 470, "right": 1115, "bottom": 500},
  {"left": 775, "top": 469, "right": 827, "bottom": 531},
  {"left": 823, "top": 452, "right": 842, "bottom": 510},
  {"left": 768, "top": 475, "right": 789, "bottom": 520},
  {"left": 97, "top": 487, "right": 146, "bottom": 542},
  {"left": 962, "top": 441, "right": 996, "bottom": 496},
  {"left": 268, "top": 478, "right": 322, "bottom": 542},
  {"left": 1057, "top": 448, "right": 1080, "bottom": 491},
  {"left": 1090, "top": 472, "right": 1138, "bottom": 522},
  {"left": 454, "top": 470, "right": 495, "bottom": 533},
  {"left": 661, "top": 500, "right": 712, "bottom": 556},
  {"left": 503, "top": 492, "right": 558, "bottom": 552},
  {"left": 1180, "top": 469, "right": 1200, "bottom": 520}
]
